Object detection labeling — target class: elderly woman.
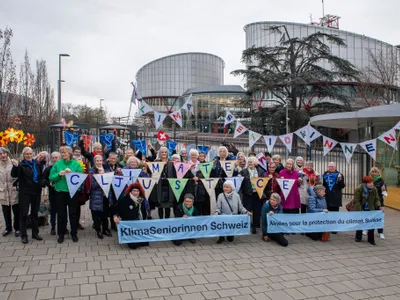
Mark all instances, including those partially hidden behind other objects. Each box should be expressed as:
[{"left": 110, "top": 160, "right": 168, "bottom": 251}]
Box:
[
  {"left": 299, "top": 161, "right": 320, "bottom": 214},
  {"left": 113, "top": 182, "right": 150, "bottom": 249},
  {"left": 79, "top": 139, "right": 112, "bottom": 167},
  {"left": 183, "top": 149, "right": 207, "bottom": 214},
  {"left": 369, "top": 167, "right": 386, "bottom": 239},
  {"left": 43, "top": 151, "right": 62, "bottom": 235},
  {"left": 0, "top": 147, "right": 19, "bottom": 237},
  {"left": 295, "top": 156, "right": 304, "bottom": 171},
  {"left": 11, "top": 147, "right": 43, "bottom": 244},
  {"left": 89, "top": 155, "right": 113, "bottom": 239},
  {"left": 198, "top": 152, "right": 207, "bottom": 163},
  {"left": 171, "top": 154, "right": 181, "bottom": 162},
  {"left": 265, "top": 162, "right": 281, "bottom": 201},
  {"left": 354, "top": 176, "right": 384, "bottom": 245},
  {"left": 240, "top": 156, "right": 266, "bottom": 234},
  {"left": 234, "top": 152, "right": 247, "bottom": 173},
  {"left": 120, "top": 148, "right": 135, "bottom": 167},
  {"left": 279, "top": 159, "right": 301, "bottom": 214},
  {"left": 150, "top": 147, "right": 176, "bottom": 219},
  {"left": 323, "top": 162, "right": 345, "bottom": 213},
  {"left": 49, "top": 146, "right": 83, "bottom": 244},
  {"left": 215, "top": 180, "right": 251, "bottom": 244},
  {"left": 123, "top": 156, "right": 149, "bottom": 177},
  {"left": 211, "top": 146, "right": 232, "bottom": 198},
  {"left": 261, "top": 193, "right": 288, "bottom": 247},
  {"left": 272, "top": 155, "right": 284, "bottom": 174},
  {"left": 306, "top": 185, "right": 329, "bottom": 241},
  {"left": 179, "top": 148, "right": 188, "bottom": 162},
  {"left": 173, "top": 193, "right": 200, "bottom": 245}
]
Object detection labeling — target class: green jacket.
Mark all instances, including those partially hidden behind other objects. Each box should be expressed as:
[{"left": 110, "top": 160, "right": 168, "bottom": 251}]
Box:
[
  {"left": 49, "top": 159, "right": 83, "bottom": 192},
  {"left": 354, "top": 184, "right": 381, "bottom": 211}
]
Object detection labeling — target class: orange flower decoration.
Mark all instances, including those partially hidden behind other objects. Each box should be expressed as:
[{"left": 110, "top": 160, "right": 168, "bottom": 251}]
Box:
[
  {"left": 23, "top": 133, "right": 36, "bottom": 147},
  {"left": 0, "top": 132, "right": 9, "bottom": 147},
  {"left": 16, "top": 130, "right": 24, "bottom": 143},
  {"left": 5, "top": 128, "right": 18, "bottom": 142}
]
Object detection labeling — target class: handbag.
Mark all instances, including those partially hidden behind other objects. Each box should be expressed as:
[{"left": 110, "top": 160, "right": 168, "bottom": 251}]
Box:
[{"left": 346, "top": 200, "right": 356, "bottom": 211}]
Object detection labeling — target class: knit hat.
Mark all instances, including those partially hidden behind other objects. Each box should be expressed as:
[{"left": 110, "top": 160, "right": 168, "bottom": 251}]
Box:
[
  {"left": 183, "top": 193, "right": 195, "bottom": 201},
  {"left": 223, "top": 180, "right": 235, "bottom": 192},
  {"left": 362, "top": 176, "right": 374, "bottom": 184},
  {"left": 125, "top": 182, "right": 145, "bottom": 198}
]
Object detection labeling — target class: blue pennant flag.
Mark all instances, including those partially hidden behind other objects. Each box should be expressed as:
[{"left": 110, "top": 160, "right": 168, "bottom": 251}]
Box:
[
  {"left": 100, "top": 133, "right": 114, "bottom": 148},
  {"left": 197, "top": 145, "right": 210, "bottom": 155},
  {"left": 166, "top": 140, "right": 178, "bottom": 156},
  {"left": 64, "top": 131, "right": 79, "bottom": 147},
  {"left": 132, "top": 140, "right": 147, "bottom": 156},
  {"left": 323, "top": 172, "right": 339, "bottom": 191}
]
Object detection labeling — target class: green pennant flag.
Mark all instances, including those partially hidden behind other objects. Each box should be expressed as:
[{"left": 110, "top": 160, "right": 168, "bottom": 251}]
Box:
[
  {"left": 167, "top": 178, "right": 189, "bottom": 202},
  {"left": 199, "top": 162, "right": 213, "bottom": 179}
]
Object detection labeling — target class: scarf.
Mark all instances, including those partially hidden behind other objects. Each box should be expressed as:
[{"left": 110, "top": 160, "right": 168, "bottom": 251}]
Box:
[
  {"left": 182, "top": 203, "right": 194, "bottom": 216},
  {"left": 373, "top": 175, "right": 382, "bottom": 182},
  {"left": 303, "top": 168, "right": 318, "bottom": 186},
  {"left": 224, "top": 191, "right": 234, "bottom": 201},
  {"left": 248, "top": 168, "right": 258, "bottom": 191},
  {"left": 24, "top": 159, "right": 38, "bottom": 183},
  {"left": 129, "top": 194, "right": 140, "bottom": 206},
  {"left": 363, "top": 184, "right": 372, "bottom": 210}
]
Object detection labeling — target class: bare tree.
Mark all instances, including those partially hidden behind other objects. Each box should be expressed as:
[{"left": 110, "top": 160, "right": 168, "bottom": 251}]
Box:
[
  {"left": 62, "top": 103, "right": 111, "bottom": 125},
  {"left": 18, "top": 50, "right": 35, "bottom": 128}
]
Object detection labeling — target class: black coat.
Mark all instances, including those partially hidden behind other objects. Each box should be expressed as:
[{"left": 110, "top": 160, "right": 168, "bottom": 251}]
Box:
[
  {"left": 79, "top": 139, "right": 114, "bottom": 167},
  {"left": 174, "top": 203, "right": 200, "bottom": 218},
  {"left": 149, "top": 161, "right": 177, "bottom": 208},
  {"left": 11, "top": 160, "right": 42, "bottom": 195},
  {"left": 182, "top": 167, "right": 206, "bottom": 203},
  {"left": 114, "top": 194, "right": 141, "bottom": 221},
  {"left": 239, "top": 168, "right": 266, "bottom": 196},
  {"left": 373, "top": 177, "right": 385, "bottom": 202},
  {"left": 322, "top": 171, "right": 345, "bottom": 207}
]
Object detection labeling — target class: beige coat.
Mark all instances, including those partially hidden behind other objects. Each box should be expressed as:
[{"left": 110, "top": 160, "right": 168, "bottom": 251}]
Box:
[{"left": 0, "top": 160, "right": 18, "bottom": 206}]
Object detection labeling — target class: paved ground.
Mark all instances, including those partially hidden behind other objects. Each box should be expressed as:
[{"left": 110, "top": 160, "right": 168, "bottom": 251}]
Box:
[{"left": 0, "top": 203, "right": 399, "bottom": 300}]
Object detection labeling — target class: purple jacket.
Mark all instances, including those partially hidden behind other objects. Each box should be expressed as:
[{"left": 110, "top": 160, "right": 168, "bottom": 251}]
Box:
[{"left": 279, "top": 169, "right": 301, "bottom": 209}]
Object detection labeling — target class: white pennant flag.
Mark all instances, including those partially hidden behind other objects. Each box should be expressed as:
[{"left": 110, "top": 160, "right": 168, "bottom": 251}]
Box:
[
  {"left": 276, "top": 178, "right": 296, "bottom": 200},
  {"left": 169, "top": 109, "right": 183, "bottom": 127},
  {"left": 121, "top": 169, "right": 142, "bottom": 184},
  {"left": 340, "top": 143, "right": 357, "bottom": 163},
  {"left": 224, "top": 177, "right": 244, "bottom": 193},
  {"left": 378, "top": 128, "right": 398, "bottom": 150},
  {"left": 263, "top": 135, "right": 277, "bottom": 153},
  {"left": 221, "top": 160, "right": 237, "bottom": 177},
  {"left": 256, "top": 153, "right": 268, "bottom": 171},
  {"left": 224, "top": 111, "right": 236, "bottom": 126},
  {"left": 279, "top": 133, "right": 294, "bottom": 153},
  {"left": 93, "top": 172, "right": 114, "bottom": 197},
  {"left": 112, "top": 175, "right": 130, "bottom": 200},
  {"left": 308, "top": 125, "right": 322, "bottom": 144},
  {"left": 65, "top": 173, "right": 88, "bottom": 198},
  {"left": 130, "top": 83, "right": 141, "bottom": 105},
  {"left": 394, "top": 121, "right": 400, "bottom": 130},
  {"left": 359, "top": 139, "right": 377, "bottom": 161},
  {"left": 182, "top": 94, "right": 194, "bottom": 115},
  {"left": 146, "top": 162, "right": 166, "bottom": 179},
  {"left": 138, "top": 177, "right": 157, "bottom": 199},
  {"left": 154, "top": 111, "right": 167, "bottom": 130},
  {"left": 137, "top": 100, "right": 153, "bottom": 116},
  {"left": 322, "top": 136, "right": 338, "bottom": 156},
  {"left": 233, "top": 121, "right": 248, "bottom": 138},
  {"left": 294, "top": 125, "right": 309, "bottom": 145},
  {"left": 249, "top": 130, "right": 262, "bottom": 148},
  {"left": 200, "top": 178, "right": 219, "bottom": 199}
]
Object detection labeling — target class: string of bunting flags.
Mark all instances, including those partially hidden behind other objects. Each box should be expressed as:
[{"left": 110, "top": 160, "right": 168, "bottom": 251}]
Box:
[{"left": 224, "top": 111, "right": 400, "bottom": 163}]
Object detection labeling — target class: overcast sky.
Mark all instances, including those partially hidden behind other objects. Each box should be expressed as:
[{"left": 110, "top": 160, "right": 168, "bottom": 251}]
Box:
[{"left": 1, "top": 0, "right": 399, "bottom": 118}]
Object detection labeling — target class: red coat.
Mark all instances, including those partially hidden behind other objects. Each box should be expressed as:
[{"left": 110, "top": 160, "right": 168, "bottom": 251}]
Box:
[{"left": 264, "top": 171, "right": 281, "bottom": 202}]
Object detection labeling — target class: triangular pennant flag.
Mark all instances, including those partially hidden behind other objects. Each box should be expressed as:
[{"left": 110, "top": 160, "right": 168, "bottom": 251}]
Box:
[
  {"left": 256, "top": 153, "right": 268, "bottom": 171},
  {"left": 167, "top": 179, "right": 189, "bottom": 201},
  {"left": 169, "top": 109, "right": 183, "bottom": 127},
  {"left": 323, "top": 173, "right": 339, "bottom": 191},
  {"left": 294, "top": 125, "right": 309, "bottom": 145},
  {"left": 132, "top": 140, "right": 147, "bottom": 156},
  {"left": 182, "top": 94, "right": 194, "bottom": 115},
  {"left": 276, "top": 178, "right": 296, "bottom": 200},
  {"left": 130, "top": 83, "right": 141, "bottom": 104},
  {"left": 200, "top": 178, "right": 219, "bottom": 199},
  {"left": 322, "top": 136, "right": 338, "bottom": 156},
  {"left": 263, "top": 135, "right": 277, "bottom": 153},
  {"left": 233, "top": 121, "right": 248, "bottom": 138},
  {"left": 248, "top": 130, "right": 262, "bottom": 148},
  {"left": 138, "top": 178, "right": 157, "bottom": 199},
  {"left": 225, "top": 177, "right": 244, "bottom": 193},
  {"left": 65, "top": 173, "right": 88, "bottom": 198},
  {"left": 146, "top": 162, "right": 166, "bottom": 179},
  {"left": 340, "top": 143, "right": 357, "bottom": 163},
  {"left": 137, "top": 100, "right": 153, "bottom": 116},
  {"left": 154, "top": 112, "right": 167, "bottom": 130},
  {"left": 197, "top": 145, "right": 209, "bottom": 155},
  {"left": 308, "top": 125, "right": 322, "bottom": 144},
  {"left": 174, "top": 161, "right": 192, "bottom": 179},
  {"left": 359, "top": 139, "right": 377, "bottom": 161},
  {"left": 251, "top": 177, "right": 270, "bottom": 199},
  {"left": 378, "top": 128, "right": 398, "bottom": 150},
  {"left": 64, "top": 131, "right": 79, "bottom": 147},
  {"left": 166, "top": 140, "right": 178, "bottom": 156},
  {"left": 100, "top": 133, "right": 114, "bottom": 149},
  {"left": 112, "top": 175, "right": 130, "bottom": 200},
  {"left": 279, "top": 133, "right": 294, "bottom": 153},
  {"left": 199, "top": 162, "right": 213, "bottom": 178},
  {"left": 394, "top": 121, "right": 400, "bottom": 130},
  {"left": 93, "top": 172, "right": 114, "bottom": 197},
  {"left": 221, "top": 160, "right": 237, "bottom": 177},
  {"left": 121, "top": 169, "right": 142, "bottom": 184},
  {"left": 224, "top": 111, "right": 236, "bottom": 126}
]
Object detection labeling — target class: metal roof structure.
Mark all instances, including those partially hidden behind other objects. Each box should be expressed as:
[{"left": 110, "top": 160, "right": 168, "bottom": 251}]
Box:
[{"left": 182, "top": 85, "right": 246, "bottom": 95}]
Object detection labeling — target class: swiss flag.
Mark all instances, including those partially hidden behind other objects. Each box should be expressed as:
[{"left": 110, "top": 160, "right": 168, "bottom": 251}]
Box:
[{"left": 157, "top": 130, "right": 169, "bottom": 142}]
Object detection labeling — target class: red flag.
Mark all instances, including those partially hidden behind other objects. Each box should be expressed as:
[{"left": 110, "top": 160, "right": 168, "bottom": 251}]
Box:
[{"left": 157, "top": 130, "right": 169, "bottom": 142}]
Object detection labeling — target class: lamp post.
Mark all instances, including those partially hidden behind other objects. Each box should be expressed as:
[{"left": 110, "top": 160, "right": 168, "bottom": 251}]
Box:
[{"left": 58, "top": 53, "right": 70, "bottom": 121}]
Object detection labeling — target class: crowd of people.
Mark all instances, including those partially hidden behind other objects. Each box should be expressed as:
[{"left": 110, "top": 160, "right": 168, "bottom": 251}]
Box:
[{"left": 0, "top": 142, "right": 386, "bottom": 248}]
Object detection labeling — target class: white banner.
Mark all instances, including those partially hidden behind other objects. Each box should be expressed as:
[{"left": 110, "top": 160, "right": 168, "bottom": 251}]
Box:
[
  {"left": 137, "top": 178, "right": 157, "bottom": 199},
  {"left": 295, "top": 125, "right": 321, "bottom": 146},
  {"left": 121, "top": 169, "right": 142, "bottom": 183},
  {"left": 93, "top": 172, "right": 114, "bottom": 197},
  {"left": 378, "top": 128, "right": 398, "bottom": 150},
  {"left": 359, "top": 139, "right": 377, "bottom": 161},
  {"left": 224, "top": 111, "right": 236, "bottom": 126},
  {"left": 276, "top": 178, "right": 296, "bottom": 200},
  {"left": 200, "top": 178, "right": 219, "bottom": 199},
  {"left": 248, "top": 130, "right": 262, "bottom": 148},
  {"left": 279, "top": 133, "right": 294, "bottom": 153},
  {"left": 182, "top": 94, "right": 194, "bottom": 115},
  {"left": 340, "top": 143, "right": 357, "bottom": 163},
  {"left": 322, "top": 136, "right": 338, "bottom": 156},
  {"left": 146, "top": 162, "right": 166, "bottom": 178},
  {"left": 137, "top": 100, "right": 153, "bottom": 116},
  {"left": 263, "top": 135, "right": 277, "bottom": 153},
  {"left": 308, "top": 125, "right": 322, "bottom": 144},
  {"left": 224, "top": 177, "right": 244, "bottom": 193},
  {"left": 169, "top": 109, "right": 183, "bottom": 127},
  {"left": 233, "top": 121, "right": 248, "bottom": 138},
  {"left": 112, "top": 175, "right": 131, "bottom": 200},
  {"left": 221, "top": 160, "right": 237, "bottom": 177},
  {"left": 65, "top": 173, "right": 88, "bottom": 198},
  {"left": 154, "top": 111, "right": 167, "bottom": 130}
]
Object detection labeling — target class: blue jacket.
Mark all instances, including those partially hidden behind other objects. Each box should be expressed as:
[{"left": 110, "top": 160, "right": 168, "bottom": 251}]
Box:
[
  {"left": 89, "top": 165, "right": 112, "bottom": 212},
  {"left": 261, "top": 201, "right": 283, "bottom": 236},
  {"left": 307, "top": 187, "right": 327, "bottom": 213}
]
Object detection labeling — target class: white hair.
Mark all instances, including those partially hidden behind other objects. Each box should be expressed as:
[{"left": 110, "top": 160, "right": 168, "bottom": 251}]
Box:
[
  {"left": 127, "top": 156, "right": 140, "bottom": 166},
  {"left": 157, "top": 147, "right": 169, "bottom": 160},
  {"left": 223, "top": 180, "right": 235, "bottom": 192},
  {"left": 93, "top": 142, "right": 102, "bottom": 149},
  {"left": 189, "top": 149, "right": 199, "bottom": 157},
  {"left": 247, "top": 156, "right": 259, "bottom": 166},
  {"left": 218, "top": 146, "right": 228, "bottom": 155},
  {"left": 171, "top": 154, "right": 181, "bottom": 161}
]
